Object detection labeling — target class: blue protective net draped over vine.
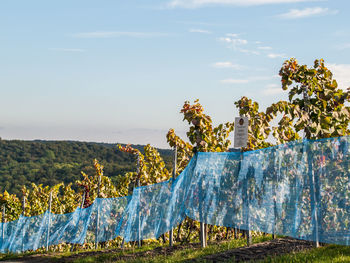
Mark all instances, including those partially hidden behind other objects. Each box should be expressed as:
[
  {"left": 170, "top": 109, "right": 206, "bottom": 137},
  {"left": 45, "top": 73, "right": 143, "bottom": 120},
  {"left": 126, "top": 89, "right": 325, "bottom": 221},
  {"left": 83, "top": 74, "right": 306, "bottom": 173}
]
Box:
[{"left": 0, "top": 136, "right": 349, "bottom": 253}]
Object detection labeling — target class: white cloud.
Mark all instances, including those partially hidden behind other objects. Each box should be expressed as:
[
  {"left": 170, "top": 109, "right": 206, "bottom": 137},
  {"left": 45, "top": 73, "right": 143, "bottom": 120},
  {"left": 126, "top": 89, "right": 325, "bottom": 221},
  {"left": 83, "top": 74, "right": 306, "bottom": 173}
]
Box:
[
  {"left": 277, "top": 7, "right": 338, "bottom": 19},
  {"left": 240, "top": 48, "right": 260, "bottom": 55},
  {"left": 221, "top": 75, "right": 276, "bottom": 84},
  {"left": 267, "top": 53, "right": 286, "bottom": 59},
  {"left": 226, "top": 33, "right": 239, "bottom": 37},
  {"left": 218, "top": 34, "right": 262, "bottom": 55},
  {"left": 258, "top": 46, "right": 272, "bottom": 50},
  {"left": 263, "top": 84, "right": 284, "bottom": 95},
  {"left": 48, "top": 48, "right": 85, "bottom": 52},
  {"left": 73, "top": 31, "right": 168, "bottom": 38},
  {"left": 189, "top": 28, "right": 212, "bottom": 34},
  {"left": 212, "top": 62, "right": 244, "bottom": 69},
  {"left": 221, "top": 78, "right": 249, "bottom": 84},
  {"left": 327, "top": 63, "right": 350, "bottom": 90},
  {"left": 218, "top": 37, "right": 248, "bottom": 45},
  {"left": 176, "top": 21, "right": 234, "bottom": 26},
  {"left": 168, "top": 0, "right": 318, "bottom": 8}
]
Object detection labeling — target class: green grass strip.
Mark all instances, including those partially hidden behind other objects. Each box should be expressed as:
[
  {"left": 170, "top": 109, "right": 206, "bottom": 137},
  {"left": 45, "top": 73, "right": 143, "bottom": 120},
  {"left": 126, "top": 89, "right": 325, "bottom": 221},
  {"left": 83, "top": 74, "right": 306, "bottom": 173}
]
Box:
[{"left": 260, "top": 244, "right": 350, "bottom": 263}]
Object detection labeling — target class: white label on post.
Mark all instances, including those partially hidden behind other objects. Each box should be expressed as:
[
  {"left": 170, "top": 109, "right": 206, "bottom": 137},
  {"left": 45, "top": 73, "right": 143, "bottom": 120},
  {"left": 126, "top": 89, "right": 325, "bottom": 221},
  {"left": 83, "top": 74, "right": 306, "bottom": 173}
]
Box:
[{"left": 234, "top": 117, "right": 248, "bottom": 148}]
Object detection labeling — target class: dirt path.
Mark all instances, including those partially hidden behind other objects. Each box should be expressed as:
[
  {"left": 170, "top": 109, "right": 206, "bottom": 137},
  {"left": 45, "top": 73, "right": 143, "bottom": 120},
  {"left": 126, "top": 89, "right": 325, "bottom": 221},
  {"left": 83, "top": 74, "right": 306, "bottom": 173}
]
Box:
[
  {"left": 1, "top": 238, "right": 315, "bottom": 263},
  {"left": 191, "top": 237, "right": 315, "bottom": 262}
]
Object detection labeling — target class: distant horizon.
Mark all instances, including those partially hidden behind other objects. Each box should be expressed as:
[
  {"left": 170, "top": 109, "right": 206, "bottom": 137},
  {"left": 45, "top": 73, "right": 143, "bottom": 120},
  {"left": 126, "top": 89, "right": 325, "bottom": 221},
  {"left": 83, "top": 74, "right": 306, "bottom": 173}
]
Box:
[{"left": 0, "top": 136, "right": 175, "bottom": 150}]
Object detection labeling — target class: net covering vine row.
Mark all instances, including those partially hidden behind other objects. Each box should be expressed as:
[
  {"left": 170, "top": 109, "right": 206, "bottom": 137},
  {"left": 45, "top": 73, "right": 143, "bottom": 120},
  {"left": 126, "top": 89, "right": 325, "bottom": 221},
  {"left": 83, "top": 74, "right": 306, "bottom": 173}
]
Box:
[{"left": 1, "top": 135, "right": 350, "bottom": 252}]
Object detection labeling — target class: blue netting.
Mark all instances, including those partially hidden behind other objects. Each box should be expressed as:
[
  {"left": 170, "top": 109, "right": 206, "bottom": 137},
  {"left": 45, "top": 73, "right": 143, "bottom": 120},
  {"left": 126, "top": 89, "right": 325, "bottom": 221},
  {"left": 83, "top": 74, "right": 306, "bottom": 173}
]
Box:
[{"left": 1, "top": 136, "right": 350, "bottom": 253}]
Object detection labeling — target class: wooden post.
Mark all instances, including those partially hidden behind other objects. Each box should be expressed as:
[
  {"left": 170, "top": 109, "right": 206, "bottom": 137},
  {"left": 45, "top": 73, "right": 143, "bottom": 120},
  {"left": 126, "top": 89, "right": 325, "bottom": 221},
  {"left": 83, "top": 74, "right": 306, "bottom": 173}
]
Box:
[
  {"left": 272, "top": 177, "right": 277, "bottom": 240},
  {"left": 169, "top": 146, "right": 177, "bottom": 247},
  {"left": 234, "top": 228, "right": 239, "bottom": 239},
  {"left": 137, "top": 178, "right": 141, "bottom": 248},
  {"left": 22, "top": 196, "right": 26, "bottom": 216},
  {"left": 1, "top": 205, "right": 5, "bottom": 244},
  {"left": 246, "top": 229, "right": 252, "bottom": 246},
  {"left": 272, "top": 158, "right": 277, "bottom": 240},
  {"left": 234, "top": 116, "right": 250, "bottom": 246},
  {"left": 309, "top": 151, "right": 320, "bottom": 248},
  {"left": 121, "top": 184, "right": 125, "bottom": 249},
  {"left": 200, "top": 222, "right": 206, "bottom": 248},
  {"left": 95, "top": 174, "right": 102, "bottom": 250},
  {"left": 80, "top": 191, "right": 86, "bottom": 209},
  {"left": 46, "top": 191, "right": 52, "bottom": 252},
  {"left": 22, "top": 196, "right": 26, "bottom": 252},
  {"left": 303, "top": 88, "right": 319, "bottom": 248},
  {"left": 136, "top": 155, "right": 142, "bottom": 248},
  {"left": 243, "top": 147, "right": 251, "bottom": 247},
  {"left": 71, "top": 191, "right": 85, "bottom": 252}
]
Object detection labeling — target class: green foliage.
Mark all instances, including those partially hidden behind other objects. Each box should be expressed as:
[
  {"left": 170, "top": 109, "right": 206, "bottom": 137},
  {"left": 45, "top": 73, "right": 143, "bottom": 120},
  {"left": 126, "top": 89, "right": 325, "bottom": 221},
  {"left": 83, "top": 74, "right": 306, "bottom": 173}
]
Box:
[
  {"left": 0, "top": 190, "right": 21, "bottom": 221},
  {"left": 117, "top": 144, "right": 171, "bottom": 193},
  {"left": 268, "top": 58, "right": 350, "bottom": 142},
  {"left": 166, "top": 100, "right": 234, "bottom": 176},
  {"left": 0, "top": 140, "right": 172, "bottom": 196},
  {"left": 76, "top": 159, "right": 118, "bottom": 207},
  {"left": 178, "top": 100, "right": 234, "bottom": 153}
]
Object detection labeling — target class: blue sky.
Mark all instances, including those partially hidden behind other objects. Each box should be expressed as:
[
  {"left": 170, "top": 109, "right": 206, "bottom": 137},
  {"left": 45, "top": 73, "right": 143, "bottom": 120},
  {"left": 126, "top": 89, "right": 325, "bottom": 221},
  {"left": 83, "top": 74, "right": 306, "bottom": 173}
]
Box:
[{"left": 0, "top": 0, "right": 349, "bottom": 148}]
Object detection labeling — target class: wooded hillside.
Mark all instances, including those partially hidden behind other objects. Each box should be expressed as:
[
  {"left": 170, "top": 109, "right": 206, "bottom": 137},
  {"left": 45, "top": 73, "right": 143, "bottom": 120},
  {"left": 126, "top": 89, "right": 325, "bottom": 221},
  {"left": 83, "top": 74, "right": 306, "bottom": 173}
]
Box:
[{"left": 0, "top": 139, "right": 172, "bottom": 196}]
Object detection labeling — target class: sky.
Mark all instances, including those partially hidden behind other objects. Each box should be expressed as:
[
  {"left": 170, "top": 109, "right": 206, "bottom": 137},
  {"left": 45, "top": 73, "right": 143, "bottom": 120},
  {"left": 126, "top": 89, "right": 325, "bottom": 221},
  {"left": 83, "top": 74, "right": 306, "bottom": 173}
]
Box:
[{"left": 0, "top": 0, "right": 349, "bottom": 148}]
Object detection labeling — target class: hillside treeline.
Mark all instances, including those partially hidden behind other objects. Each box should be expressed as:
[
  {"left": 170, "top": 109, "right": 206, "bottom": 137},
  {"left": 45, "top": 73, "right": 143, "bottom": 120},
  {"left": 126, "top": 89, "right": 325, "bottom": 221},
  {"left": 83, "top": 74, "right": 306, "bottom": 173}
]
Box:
[{"left": 0, "top": 139, "right": 172, "bottom": 196}]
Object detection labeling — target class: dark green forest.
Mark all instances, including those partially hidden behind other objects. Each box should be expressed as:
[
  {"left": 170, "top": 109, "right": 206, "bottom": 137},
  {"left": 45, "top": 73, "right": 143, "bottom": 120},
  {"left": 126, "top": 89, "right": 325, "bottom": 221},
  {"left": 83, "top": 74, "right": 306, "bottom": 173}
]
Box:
[{"left": 0, "top": 138, "right": 172, "bottom": 196}]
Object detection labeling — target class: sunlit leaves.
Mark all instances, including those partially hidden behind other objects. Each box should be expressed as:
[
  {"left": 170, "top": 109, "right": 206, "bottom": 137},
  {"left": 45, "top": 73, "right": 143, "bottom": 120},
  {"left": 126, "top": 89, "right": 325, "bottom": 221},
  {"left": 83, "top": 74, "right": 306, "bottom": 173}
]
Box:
[{"left": 277, "top": 58, "right": 350, "bottom": 141}]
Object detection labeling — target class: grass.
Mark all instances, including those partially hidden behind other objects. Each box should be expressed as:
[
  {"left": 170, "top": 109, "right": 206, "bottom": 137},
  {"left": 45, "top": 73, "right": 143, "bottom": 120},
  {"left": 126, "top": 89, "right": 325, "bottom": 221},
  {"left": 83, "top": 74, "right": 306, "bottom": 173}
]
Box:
[
  {"left": 260, "top": 244, "right": 350, "bottom": 263},
  {"left": 2, "top": 237, "right": 350, "bottom": 262},
  {"left": 71, "top": 235, "right": 272, "bottom": 263},
  {"left": 0, "top": 242, "right": 163, "bottom": 262}
]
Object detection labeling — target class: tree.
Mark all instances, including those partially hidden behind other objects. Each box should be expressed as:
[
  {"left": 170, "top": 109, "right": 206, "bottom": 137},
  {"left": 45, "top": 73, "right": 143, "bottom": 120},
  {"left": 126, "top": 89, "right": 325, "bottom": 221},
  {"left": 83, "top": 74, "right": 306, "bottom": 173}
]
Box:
[{"left": 267, "top": 58, "right": 350, "bottom": 143}]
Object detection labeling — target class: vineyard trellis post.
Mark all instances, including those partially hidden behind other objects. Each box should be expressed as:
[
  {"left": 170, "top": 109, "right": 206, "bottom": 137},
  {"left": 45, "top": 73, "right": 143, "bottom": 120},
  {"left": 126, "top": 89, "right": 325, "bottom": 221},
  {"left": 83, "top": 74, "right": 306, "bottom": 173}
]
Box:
[
  {"left": 242, "top": 148, "right": 251, "bottom": 246},
  {"left": 169, "top": 145, "right": 177, "bottom": 247},
  {"left": 95, "top": 173, "right": 102, "bottom": 250},
  {"left": 70, "top": 191, "right": 86, "bottom": 252},
  {"left": 80, "top": 191, "right": 86, "bottom": 209},
  {"left": 21, "top": 195, "right": 26, "bottom": 253},
  {"left": 46, "top": 191, "right": 52, "bottom": 252},
  {"left": 1, "top": 205, "right": 5, "bottom": 245},
  {"left": 303, "top": 87, "right": 320, "bottom": 248},
  {"left": 200, "top": 222, "right": 206, "bottom": 248},
  {"left": 234, "top": 116, "right": 251, "bottom": 246},
  {"left": 272, "top": 147, "right": 281, "bottom": 240},
  {"left": 136, "top": 155, "right": 142, "bottom": 248},
  {"left": 199, "top": 156, "right": 207, "bottom": 248}
]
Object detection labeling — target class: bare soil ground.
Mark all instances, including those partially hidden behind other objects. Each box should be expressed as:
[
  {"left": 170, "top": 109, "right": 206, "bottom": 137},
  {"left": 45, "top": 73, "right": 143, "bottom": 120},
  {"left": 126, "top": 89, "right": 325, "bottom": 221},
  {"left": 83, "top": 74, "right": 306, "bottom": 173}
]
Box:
[
  {"left": 191, "top": 237, "right": 315, "bottom": 262},
  {"left": 1, "top": 237, "right": 315, "bottom": 263}
]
